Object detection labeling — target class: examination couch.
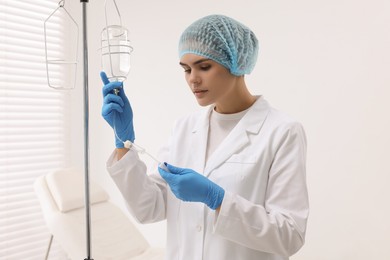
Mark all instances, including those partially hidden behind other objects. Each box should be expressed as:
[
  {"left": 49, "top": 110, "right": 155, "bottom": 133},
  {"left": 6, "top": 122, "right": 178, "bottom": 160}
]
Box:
[{"left": 34, "top": 168, "right": 164, "bottom": 260}]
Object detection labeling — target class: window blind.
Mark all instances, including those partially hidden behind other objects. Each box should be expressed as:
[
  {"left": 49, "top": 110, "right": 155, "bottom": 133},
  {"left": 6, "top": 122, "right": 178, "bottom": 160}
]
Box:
[{"left": 0, "top": 1, "right": 72, "bottom": 258}]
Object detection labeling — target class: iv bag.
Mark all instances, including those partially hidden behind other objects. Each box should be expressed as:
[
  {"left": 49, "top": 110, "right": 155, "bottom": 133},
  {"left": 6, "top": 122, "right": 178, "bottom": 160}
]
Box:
[
  {"left": 99, "top": 0, "right": 133, "bottom": 82},
  {"left": 100, "top": 25, "right": 133, "bottom": 82}
]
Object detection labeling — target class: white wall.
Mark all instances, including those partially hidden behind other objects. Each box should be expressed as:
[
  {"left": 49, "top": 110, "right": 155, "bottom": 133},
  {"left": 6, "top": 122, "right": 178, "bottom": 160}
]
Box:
[{"left": 69, "top": 0, "right": 390, "bottom": 259}]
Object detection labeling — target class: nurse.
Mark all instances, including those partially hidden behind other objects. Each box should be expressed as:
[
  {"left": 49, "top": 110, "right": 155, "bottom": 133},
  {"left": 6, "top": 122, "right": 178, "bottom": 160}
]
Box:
[{"left": 101, "top": 14, "right": 309, "bottom": 260}]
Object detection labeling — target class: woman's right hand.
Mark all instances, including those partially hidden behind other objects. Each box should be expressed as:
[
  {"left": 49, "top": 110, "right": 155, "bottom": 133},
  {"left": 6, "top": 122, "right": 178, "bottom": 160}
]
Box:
[{"left": 101, "top": 71, "right": 135, "bottom": 148}]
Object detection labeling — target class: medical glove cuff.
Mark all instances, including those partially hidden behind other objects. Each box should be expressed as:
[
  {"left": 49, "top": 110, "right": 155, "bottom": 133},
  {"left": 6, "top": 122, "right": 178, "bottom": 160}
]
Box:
[
  {"left": 206, "top": 184, "right": 225, "bottom": 210},
  {"left": 115, "top": 137, "right": 125, "bottom": 148}
]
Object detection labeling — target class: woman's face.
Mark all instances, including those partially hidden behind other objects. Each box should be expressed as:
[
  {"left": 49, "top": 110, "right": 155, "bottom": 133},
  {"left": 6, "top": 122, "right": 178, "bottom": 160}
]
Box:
[{"left": 179, "top": 53, "right": 239, "bottom": 108}]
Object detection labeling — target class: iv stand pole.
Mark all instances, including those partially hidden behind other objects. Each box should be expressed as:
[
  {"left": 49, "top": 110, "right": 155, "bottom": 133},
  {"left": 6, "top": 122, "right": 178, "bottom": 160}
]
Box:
[{"left": 80, "top": 0, "right": 93, "bottom": 259}]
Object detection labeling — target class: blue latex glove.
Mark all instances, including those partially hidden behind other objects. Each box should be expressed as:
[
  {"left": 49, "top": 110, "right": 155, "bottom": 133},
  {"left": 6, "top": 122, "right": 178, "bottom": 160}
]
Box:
[
  {"left": 101, "top": 71, "right": 135, "bottom": 147},
  {"left": 158, "top": 163, "right": 225, "bottom": 210}
]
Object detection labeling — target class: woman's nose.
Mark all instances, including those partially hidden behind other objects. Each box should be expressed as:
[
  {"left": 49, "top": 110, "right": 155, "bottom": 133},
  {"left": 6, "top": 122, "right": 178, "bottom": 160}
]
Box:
[{"left": 188, "top": 71, "right": 200, "bottom": 85}]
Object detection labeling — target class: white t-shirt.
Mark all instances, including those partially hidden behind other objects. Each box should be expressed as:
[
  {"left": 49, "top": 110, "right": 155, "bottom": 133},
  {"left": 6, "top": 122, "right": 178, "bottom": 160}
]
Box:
[{"left": 206, "top": 107, "right": 249, "bottom": 162}]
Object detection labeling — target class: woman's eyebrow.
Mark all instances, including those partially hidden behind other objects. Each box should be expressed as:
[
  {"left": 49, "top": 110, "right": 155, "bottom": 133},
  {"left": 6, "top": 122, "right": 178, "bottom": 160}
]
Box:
[{"left": 179, "top": 58, "right": 211, "bottom": 66}]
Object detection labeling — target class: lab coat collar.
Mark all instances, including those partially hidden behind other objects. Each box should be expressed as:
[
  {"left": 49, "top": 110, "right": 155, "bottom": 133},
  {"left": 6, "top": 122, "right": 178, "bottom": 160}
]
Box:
[{"left": 191, "top": 96, "right": 270, "bottom": 176}]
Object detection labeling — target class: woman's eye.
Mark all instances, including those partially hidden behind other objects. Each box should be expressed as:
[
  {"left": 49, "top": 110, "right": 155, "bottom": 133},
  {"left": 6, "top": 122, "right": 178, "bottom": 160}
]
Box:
[
  {"left": 200, "top": 65, "right": 211, "bottom": 71},
  {"left": 181, "top": 66, "right": 191, "bottom": 73}
]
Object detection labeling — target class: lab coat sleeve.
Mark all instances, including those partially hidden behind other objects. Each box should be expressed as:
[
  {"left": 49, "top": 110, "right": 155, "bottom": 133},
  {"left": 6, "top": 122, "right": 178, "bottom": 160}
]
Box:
[
  {"left": 107, "top": 149, "right": 168, "bottom": 224},
  {"left": 213, "top": 122, "right": 309, "bottom": 257}
]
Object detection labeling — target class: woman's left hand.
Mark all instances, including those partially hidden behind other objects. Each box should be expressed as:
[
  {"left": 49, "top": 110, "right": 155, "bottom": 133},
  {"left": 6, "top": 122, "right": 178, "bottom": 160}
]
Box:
[{"left": 158, "top": 163, "right": 225, "bottom": 210}]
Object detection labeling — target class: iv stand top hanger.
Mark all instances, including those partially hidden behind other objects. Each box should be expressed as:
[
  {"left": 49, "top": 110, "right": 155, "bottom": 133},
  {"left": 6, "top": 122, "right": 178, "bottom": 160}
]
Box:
[
  {"left": 104, "top": 0, "right": 123, "bottom": 27},
  {"left": 44, "top": 0, "right": 79, "bottom": 90}
]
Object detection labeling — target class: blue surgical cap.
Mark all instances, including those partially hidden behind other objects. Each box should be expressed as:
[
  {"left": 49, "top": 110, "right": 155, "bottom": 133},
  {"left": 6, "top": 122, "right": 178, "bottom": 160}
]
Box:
[{"left": 178, "top": 14, "right": 259, "bottom": 76}]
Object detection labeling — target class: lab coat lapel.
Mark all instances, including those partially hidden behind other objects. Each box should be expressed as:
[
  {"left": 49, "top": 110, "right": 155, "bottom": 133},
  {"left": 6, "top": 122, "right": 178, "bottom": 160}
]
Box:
[
  {"left": 190, "top": 107, "right": 212, "bottom": 174},
  {"left": 203, "top": 97, "right": 270, "bottom": 177}
]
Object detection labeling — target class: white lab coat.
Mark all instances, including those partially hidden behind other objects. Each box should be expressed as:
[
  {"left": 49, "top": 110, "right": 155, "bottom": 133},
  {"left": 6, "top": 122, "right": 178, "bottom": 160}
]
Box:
[{"left": 107, "top": 96, "right": 309, "bottom": 260}]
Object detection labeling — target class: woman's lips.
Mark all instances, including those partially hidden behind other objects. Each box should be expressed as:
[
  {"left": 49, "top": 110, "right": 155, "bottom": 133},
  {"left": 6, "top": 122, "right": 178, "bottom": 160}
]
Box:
[{"left": 194, "top": 89, "right": 208, "bottom": 98}]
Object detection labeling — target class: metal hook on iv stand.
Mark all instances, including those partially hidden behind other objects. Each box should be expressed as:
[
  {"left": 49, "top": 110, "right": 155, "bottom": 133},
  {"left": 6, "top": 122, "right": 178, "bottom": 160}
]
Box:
[{"left": 104, "top": 0, "right": 123, "bottom": 27}]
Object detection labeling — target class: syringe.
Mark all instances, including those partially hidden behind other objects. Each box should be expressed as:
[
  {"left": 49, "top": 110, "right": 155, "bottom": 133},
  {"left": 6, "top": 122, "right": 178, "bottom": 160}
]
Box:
[
  {"left": 123, "top": 140, "right": 170, "bottom": 172},
  {"left": 112, "top": 114, "right": 170, "bottom": 172}
]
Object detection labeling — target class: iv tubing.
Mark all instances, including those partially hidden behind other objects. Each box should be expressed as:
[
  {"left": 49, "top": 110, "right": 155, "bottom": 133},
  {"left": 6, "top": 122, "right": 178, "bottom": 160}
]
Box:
[
  {"left": 113, "top": 118, "right": 161, "bottom": 165},
  {"left": 129, "top": 142, "right": 161, "bottom": 164}
]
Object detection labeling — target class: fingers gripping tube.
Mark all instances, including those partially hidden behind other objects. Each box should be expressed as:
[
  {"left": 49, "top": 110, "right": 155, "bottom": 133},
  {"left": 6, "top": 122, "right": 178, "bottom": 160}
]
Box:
[
  {"left": 159, "top": 162, "right": 170, "bottom": 172},
  {"left": 113, "top": 88, "right": 120, "bottom": 95}
]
